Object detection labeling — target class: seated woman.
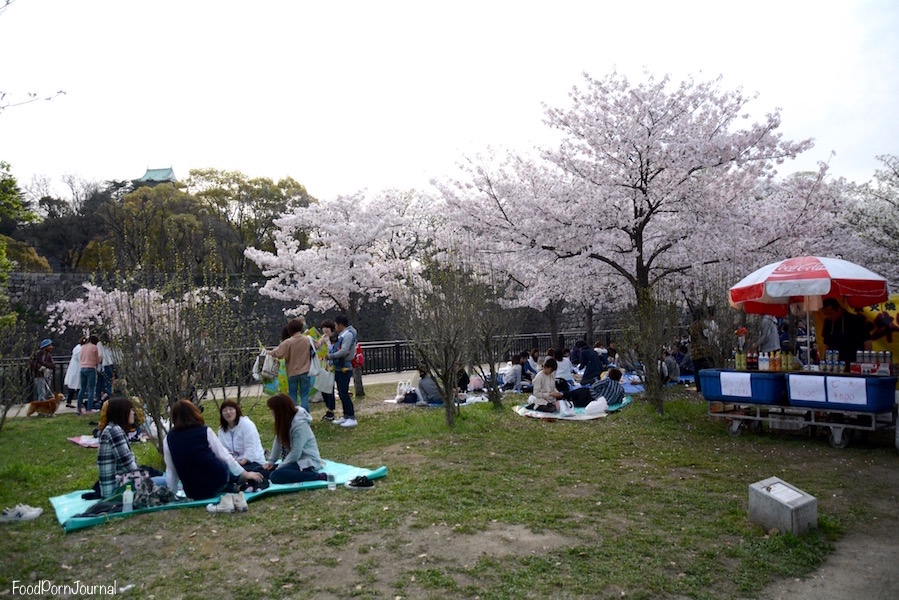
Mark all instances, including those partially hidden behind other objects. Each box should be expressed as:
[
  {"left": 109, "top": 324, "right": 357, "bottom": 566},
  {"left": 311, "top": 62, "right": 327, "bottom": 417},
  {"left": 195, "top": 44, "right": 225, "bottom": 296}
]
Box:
[
  {"left": 163, "top": 400, "right": 263, "bottom": 513},
  {"left": 217, "top": 400, "right": 267, "bottom": 474},
  {"left": 97, "top": 397, "right": 141, "bottom": 498},
  {"left": 502, "top": 354, "right": 523, "bottom": 392},
  {"left": 262, "top": 394, "right": 328, "bottom": 485},
  {"left": 553, "top": 348, "right": 576, "bottom": 385},
  {"left": 96, "top": 396, "right": 146, "bottom": 440},
  {"left": 525, "top": 357, "right": 562, "bottom": 412},
  {"left": 415, "top": 365, "right": 443, "bottom": 405}
]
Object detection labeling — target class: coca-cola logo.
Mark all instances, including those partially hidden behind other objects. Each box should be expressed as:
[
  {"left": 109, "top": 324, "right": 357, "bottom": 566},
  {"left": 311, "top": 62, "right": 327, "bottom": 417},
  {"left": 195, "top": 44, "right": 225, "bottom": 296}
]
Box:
[{"left": 773, "top": 260, "right": 826, "bottom": 274}]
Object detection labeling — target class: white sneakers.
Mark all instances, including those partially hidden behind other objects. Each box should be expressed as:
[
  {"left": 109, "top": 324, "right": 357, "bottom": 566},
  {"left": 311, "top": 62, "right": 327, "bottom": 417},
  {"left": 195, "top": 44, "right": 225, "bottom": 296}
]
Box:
[
  {"left": 207, "top": 492, "right": 248, "bottom": 514},
  {"left": 333, "top": 417, "right": 358, "bottom": 427},
  {"left": 1, "top": 504, "right": 43, "bottom": 522}
]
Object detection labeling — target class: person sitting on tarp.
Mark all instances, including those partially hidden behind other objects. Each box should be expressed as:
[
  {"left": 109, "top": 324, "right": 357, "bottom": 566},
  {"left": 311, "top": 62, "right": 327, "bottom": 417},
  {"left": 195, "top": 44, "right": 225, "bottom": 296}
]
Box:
[
  {"left": 565, "top": 368, "right": 626, "bottom": 408},
  {"left": 820, "top": 298, "right": 872, "bottom": 366},
  {"left": 502, "top": 354, "right": 523, "bottom": 392},
  {"left": 525, "top": 357, "right": 563, "bottom": 413},
  {"left": 415, "top": 365, "right": 443, "bottom": 406},
  {"left": 660, "top": 350, "right": 680, "bottom": 386}
]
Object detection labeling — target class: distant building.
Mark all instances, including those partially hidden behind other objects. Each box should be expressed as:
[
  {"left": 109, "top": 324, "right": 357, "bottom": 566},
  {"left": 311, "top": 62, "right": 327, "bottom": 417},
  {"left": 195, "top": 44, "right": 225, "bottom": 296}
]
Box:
[{"left": 133, "top": 167, "right": 176, "bottom": 188}]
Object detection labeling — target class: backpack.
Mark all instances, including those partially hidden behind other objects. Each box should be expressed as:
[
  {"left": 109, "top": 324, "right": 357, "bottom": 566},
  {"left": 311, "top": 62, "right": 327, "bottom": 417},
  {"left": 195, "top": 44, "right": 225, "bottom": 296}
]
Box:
[{"left": 351, "top": 343, "right": 364, "bottom": 369}]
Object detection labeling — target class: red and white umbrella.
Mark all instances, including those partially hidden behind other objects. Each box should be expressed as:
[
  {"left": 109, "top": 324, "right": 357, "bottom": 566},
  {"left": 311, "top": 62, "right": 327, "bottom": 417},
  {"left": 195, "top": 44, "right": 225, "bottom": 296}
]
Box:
[{"left": 729, "top": 256, "right": 889, "bottom": 317}]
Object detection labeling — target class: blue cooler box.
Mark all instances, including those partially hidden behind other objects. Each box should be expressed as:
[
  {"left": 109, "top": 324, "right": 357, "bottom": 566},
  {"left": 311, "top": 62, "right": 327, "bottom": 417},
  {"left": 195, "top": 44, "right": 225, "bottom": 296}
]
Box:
[
  {"left": 699, "top": 369, "right": 787, "bottom": 405},
  {"left": 787, "top": 374, "right": 898, "bottom": 412}
]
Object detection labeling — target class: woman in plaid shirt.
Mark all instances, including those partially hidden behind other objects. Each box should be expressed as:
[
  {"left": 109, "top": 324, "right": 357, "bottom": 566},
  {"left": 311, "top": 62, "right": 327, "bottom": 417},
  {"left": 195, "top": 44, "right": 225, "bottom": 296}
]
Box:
[{"left": 97, "top": 398, "right": 139, "bottom": 497}]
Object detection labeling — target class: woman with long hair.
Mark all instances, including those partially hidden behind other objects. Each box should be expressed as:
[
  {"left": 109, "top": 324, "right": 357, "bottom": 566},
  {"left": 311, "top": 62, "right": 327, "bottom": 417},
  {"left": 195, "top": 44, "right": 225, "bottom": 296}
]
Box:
[
  {"left": 262, "top": 394, "right": 327, "bottom": 484},
  {"left": 163, "top": 400, "right": 263, "bottom": 513},
  {"left": 96, "top": 397, "right": 140, "bottom": 498}
]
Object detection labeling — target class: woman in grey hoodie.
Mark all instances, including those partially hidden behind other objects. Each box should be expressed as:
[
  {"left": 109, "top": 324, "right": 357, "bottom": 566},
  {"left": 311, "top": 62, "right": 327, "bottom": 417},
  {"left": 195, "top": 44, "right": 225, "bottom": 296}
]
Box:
[{"left": 262, "top": 394, "right": 328, "bottom": 484}]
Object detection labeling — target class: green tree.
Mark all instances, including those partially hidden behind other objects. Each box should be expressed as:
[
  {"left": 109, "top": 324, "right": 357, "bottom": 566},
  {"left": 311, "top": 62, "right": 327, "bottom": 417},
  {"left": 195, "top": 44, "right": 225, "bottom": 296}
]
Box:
[{"left": 188, "top": 168, "right": 315, "bottom": 272}]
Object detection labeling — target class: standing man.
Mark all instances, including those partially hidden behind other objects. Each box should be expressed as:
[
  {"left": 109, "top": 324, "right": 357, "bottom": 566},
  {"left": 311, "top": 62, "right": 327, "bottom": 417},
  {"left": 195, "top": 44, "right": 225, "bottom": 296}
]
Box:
[
  {"left": 328, "top": 315, "right": 358, "bottom": 428},
  {"left": 269, "top": 318, "right": 313, "bottom": 412},
  {"left": 757, "top": 315, "right": 780, "bottom": 354},
  {"left": 31, "top": 339, "right": 55, "bottom": 400},
  {"left": 575, "top": 340, "right": 604, "bottom": 386},
  {"left": 820, "top": 298, "right": 872, "bottom": 366}
]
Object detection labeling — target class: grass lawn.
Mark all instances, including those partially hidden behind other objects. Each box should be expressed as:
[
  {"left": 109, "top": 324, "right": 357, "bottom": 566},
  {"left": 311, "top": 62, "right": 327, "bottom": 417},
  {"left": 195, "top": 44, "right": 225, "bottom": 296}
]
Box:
[{"left": 1, "top": 384, "right": 897, "bottom": 599}]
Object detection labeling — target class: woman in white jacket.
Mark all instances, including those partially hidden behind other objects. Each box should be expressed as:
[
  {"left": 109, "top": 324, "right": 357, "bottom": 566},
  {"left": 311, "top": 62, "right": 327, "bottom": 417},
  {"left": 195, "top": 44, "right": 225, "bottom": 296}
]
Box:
[
  {"left": 63, "top": 336, "right": 87, "bottom": 408},
  {"left": 217, "top": 400, "right": 267, "bottom": 471}
]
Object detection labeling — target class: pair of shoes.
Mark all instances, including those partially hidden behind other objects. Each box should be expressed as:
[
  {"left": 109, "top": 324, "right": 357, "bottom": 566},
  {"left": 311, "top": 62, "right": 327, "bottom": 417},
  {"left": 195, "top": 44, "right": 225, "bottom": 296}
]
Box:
[
  {"left": 415, "top": 399, "right": 428, "bottom": 407},
  {"left": 344, "top": 476, "right": 373, "bottom": 490},
  {"left": 207, "top": 493, "right": 244, "bottom": 514},
  {"left": 321, "top": 411, "right": 335, "bottom": 421},
  {"left": 65, "top": 403, "right": 74, "bottom": 408},
  {"left": 76, "top": 409, "right": 84, "bottom": 415},
  {"left": 332, "top": 416, "right": 346, "bottom": 425},
  {"left": 340, "top": 418, "right": 358, "bottom": 428},
  {"left": 1, "top": 504, "right": 42, "bottom": 522}
]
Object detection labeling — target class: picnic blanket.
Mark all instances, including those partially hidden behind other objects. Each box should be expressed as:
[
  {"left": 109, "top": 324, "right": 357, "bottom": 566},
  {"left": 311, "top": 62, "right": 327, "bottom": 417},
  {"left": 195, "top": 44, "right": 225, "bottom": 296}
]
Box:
[
  {"left": 67, "top": 435, "right": 100, "bottom": 448},
  {"left": 50, "top": 460, "right": 387, "bottom": 533},
  {"left": 67, "top": 433, "right": 149, "bottom": 448},
  {"left": 513, "top": 395, "right": 633, "bottom": 421}
]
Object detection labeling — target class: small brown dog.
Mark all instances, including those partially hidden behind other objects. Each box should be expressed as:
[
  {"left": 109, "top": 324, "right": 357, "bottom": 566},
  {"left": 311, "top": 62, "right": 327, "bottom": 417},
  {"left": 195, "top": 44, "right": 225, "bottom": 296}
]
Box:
[{"left": 26, "top": 393, "right": 63, "bottom": 417}]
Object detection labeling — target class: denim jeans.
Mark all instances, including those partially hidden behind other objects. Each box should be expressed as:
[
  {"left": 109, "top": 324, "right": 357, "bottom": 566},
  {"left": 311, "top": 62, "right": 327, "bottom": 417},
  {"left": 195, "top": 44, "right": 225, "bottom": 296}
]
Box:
[
  {"left": 288, "top": 373, "right": 312, "bottom": 413},
  {"left": 335, "top": 369, "right": 355, "bottom": 418},
  {"left": 77, "top": 368, "right": 97, "bottom": 410}
]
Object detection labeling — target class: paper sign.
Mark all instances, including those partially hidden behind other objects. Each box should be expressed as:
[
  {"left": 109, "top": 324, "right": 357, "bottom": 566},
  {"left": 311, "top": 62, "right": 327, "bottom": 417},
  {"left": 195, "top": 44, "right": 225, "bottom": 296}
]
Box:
[
  {"left": 720, "top": 372, "right": 752, "bottom": 398},
  {"left": 826, "top": 377, "right": 867, "bottom": 406},
  {"left": 766, "top": 482, "right": 803, "bottom": 503},
  {"left": 788, "top": 374, "right": 826, "bottom": 402}
]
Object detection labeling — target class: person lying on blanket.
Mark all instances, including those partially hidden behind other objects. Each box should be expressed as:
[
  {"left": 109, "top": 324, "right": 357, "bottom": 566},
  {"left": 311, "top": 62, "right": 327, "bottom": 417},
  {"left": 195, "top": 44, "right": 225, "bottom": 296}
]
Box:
[
  {"left": 565, "top": 368, "right": 626, "bottom": 408},
  {"left": 97, "top": 397, "right": 165, "bottom": 497},
  {"left": 217, "top": 400, "right": 268, "bottom": 478},
  {"left": 525, "top": 357, "right": 563, "bottom": 413},
  {"left": 262, "top": 394, "right": 329, "bottom": 485},
  {"left": 164, "top": 400, "right": 264, "bottom": 500}
]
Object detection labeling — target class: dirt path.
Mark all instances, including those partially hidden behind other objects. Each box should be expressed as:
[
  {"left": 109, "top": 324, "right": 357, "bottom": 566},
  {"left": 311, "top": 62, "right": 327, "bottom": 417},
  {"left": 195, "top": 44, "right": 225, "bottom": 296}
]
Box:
[{"left": 760, "top": 517, "right": 899, "bottom": 599}]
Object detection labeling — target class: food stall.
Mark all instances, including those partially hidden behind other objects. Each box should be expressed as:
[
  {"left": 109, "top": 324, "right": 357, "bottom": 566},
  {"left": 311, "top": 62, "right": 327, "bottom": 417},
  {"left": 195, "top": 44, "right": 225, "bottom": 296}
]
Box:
[
  {"left": 700, "top": 367, "right": 898, "bottom": 449},
  {"left": 704, "top": 256, "right": 898, "bottom": 450}
]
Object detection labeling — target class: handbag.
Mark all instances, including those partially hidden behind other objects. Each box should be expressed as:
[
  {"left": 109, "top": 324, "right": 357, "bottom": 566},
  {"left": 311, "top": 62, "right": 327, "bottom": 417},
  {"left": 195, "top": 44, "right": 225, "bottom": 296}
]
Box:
[
  {"left": 308, "top": 337, "right": 322, "bottom": 378},
  {"left": 558, "top": 399, "right": 575, "bottom": 417},
  {"left": 261, "top": 352, "right": 279, "bottom": 382}
]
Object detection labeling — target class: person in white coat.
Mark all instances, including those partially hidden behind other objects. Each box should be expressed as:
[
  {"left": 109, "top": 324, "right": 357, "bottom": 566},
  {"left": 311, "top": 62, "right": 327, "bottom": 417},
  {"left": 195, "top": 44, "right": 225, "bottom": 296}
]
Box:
[
  {"left": 63, "top": 336, "right": 87, "bottom": 408},
  {"left": 216, "top": 400, "right": 267, "bottom": 472}
]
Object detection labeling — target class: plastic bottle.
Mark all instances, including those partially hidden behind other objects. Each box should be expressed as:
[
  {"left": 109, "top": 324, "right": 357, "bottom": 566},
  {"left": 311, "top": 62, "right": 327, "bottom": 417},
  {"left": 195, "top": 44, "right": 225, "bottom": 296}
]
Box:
[
  {"left": 759, "top": 352, "right": 768, "bottom": 371},
  {"left": 122, "top": 483, "right": 134, "bottom": 513},
  {"left": 327, "top": 474, "right": 336, "bottom": 491}
]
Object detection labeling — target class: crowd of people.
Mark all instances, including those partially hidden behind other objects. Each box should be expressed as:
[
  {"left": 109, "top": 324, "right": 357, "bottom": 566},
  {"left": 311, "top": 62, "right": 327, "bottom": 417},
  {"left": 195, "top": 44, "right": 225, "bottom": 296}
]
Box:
[{"left": 28, "top": 298, "right": 881, "bottom": 518}]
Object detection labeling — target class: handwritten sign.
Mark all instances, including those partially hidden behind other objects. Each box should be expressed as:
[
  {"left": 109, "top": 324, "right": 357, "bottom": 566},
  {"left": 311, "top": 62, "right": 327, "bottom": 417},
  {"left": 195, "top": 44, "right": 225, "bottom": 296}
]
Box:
[
  {"left": 720, "top": 372, "right": 752, "bottom": 398},
  {"left": 826, "top": 377, "right": 867, "bottom": 406},
  {"left": 788, "top": 374, "right": 826, "bottom": 403}
]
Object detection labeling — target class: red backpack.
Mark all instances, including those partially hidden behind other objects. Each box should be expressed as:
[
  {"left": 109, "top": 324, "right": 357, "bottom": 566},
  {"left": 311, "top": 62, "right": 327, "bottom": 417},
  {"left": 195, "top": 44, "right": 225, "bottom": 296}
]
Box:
[{"left": 351, "top": 343, "right": 364, "bottom": 369}]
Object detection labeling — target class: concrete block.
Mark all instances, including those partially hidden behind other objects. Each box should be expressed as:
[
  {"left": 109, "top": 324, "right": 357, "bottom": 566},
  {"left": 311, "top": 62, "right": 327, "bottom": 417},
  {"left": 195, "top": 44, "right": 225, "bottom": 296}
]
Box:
[{"left": 748, "top": 476, "right": 817, "bottom": 535}]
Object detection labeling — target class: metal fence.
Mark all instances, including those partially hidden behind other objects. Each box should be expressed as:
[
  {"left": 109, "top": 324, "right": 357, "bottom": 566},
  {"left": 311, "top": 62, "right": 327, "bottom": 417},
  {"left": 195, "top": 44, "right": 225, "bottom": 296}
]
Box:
[{"left": 3, "top": 332, "right": 603, "bottom": 402}]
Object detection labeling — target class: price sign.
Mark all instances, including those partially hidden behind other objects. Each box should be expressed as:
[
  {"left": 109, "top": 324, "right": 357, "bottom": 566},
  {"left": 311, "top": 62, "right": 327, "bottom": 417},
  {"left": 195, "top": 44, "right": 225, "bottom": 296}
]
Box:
[
  {"left": 788, "top": 374, "right": 826, "bottom": 402},
  {"left": 720, "top": 372, "right": 752, "bottom": 398},
  {"left": 826, "top": 377, "right": 867, "bottom": 406}
]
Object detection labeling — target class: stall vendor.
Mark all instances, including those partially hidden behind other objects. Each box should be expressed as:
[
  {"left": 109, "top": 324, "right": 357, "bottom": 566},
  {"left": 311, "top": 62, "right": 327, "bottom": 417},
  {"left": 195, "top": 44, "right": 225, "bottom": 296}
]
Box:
[{"left": 820, "top": 298, "right": 872, "bottom": 366}]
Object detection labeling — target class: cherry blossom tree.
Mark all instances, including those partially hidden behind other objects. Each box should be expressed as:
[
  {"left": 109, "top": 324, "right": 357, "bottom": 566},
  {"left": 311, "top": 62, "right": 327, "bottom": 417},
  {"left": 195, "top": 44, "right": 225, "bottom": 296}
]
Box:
[
  {"left": 845, "top": 155, "right": 899, "bottom": 288},
  {"left": 437, "top": 71, "right": 832, "bottom": 411},
  {"left": 245, "top": 189, "right": 432, "bottom": 395}
]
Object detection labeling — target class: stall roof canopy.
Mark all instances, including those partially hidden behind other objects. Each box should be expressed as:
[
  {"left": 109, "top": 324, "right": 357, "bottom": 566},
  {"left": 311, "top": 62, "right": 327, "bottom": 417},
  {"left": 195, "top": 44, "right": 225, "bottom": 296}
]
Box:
[{"left": 134, "top": 167, "right": 176, "bottom": 183}]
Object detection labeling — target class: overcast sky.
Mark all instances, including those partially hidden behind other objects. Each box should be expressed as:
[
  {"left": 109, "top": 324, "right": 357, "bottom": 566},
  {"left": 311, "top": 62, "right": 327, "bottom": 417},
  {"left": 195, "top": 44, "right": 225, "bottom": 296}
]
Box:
[{"left": 1, "top": 0, "right": 897, "bottom": 201}]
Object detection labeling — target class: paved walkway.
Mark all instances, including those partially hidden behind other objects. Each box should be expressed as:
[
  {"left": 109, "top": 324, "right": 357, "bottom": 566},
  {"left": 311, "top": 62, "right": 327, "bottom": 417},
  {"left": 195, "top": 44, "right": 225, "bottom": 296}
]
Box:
[{"left": 4, "top": 370, "right": 419, "bottom": 419}]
